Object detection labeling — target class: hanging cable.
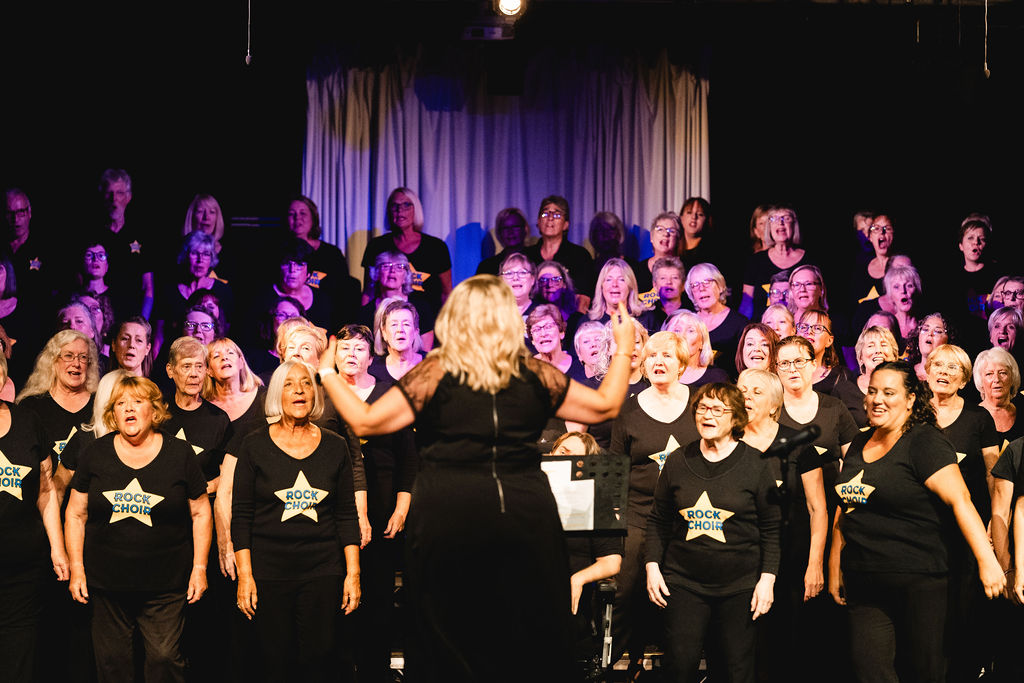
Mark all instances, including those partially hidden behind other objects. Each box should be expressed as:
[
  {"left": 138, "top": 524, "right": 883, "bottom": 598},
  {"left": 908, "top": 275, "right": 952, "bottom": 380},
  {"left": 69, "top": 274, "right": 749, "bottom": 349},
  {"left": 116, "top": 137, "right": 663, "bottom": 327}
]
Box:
[
  {"left": 983, "top": 0, "right": 990, "bottom": 78},
  {"left": 243, "top": 0, "right": 251, "bottom": 66}
]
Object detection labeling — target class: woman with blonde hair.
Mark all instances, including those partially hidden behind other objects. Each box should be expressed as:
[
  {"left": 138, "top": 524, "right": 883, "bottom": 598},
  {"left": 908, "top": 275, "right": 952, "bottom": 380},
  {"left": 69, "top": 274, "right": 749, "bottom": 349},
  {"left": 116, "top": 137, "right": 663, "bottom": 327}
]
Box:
[
  {"left": 18, "top": 330, "right": 100, "bottom": 501},
  {"left": 686, "top": 262, "right": 749, "bottom": 378},
  {"left": 975, "top": 346, "right": 1024, "bottom": 445},
  {"left": 663, "top": 310, "right": 729, "bottom": 388},
  {"left": 316, "top": 274, "right": 636, "bottom": 681},
  {"left": 588, "top": 258, "right": 654, "bottom": 331}
]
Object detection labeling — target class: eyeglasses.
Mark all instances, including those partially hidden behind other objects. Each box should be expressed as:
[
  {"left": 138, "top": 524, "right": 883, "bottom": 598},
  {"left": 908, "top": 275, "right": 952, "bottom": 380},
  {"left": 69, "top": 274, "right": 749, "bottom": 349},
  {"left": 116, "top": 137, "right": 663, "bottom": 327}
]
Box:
[
  {"left": 695, "top": 404, "right": 732, "bottom": 417},
  {"left": 184, "top": 321, "right": 215, "bottom": 332},
  {"left": 790, "top": 280, "right": 820, "bottom": 290},
  {"left": 379, "top": 262, "right": 408, "bottom": 271},
  {"left": 6, "top": 207, "right": 30, "bottom": 219},
  {"left": 391, "top": 201, "right": 414, "bottom": 212},
  {"left": 190, "top": 250, "right": 213, "bottom": 259},
  {"left": 690, "top": 278, "right": 716, "bottom": 290},
  {"left": 931, "top": 361, "right": 962, "bottom": 374},
  {"left": 538, "top": 275, "right": 564, "bottom": 286},
  {"left": 652, "top": 226, "right": 679, "bottom": 237},
  {"left": 59, "top": 352, "right": 90, "bottom": 365},
  {"left": 501, "top": 269, "right": 531, "bottom": 280},
  {"left": 768, "top": 288, "right": 789, "bottom": 299},
  {"left": 777, "top": 358, "right": 812, "bottom": 371},
  {"left": 540, "top": 211, "right": 564, "bottom": 220},
  {"left": 282, "top": 261, "right": 306, "bottom": 272},
  {"left": 84, "top": 251, "right": 108, "bottom": 262},
  {"left": 1003, "top": 289, "right": 1024, "bottom": 301},
  {"left": 769, "top": 215, "right": 794, "bottom": 225},
  {"left": 920, "top": 326, "right": 947, "bottom": 337},
  {"left": 869, "top": 225, "right": 892, "bottom": 235},
  {"left": 796, "top": 323, "right": 831, "bottom": 335},
  {"left": 530, "top": 322, "right": 560, "bottom": 336}
]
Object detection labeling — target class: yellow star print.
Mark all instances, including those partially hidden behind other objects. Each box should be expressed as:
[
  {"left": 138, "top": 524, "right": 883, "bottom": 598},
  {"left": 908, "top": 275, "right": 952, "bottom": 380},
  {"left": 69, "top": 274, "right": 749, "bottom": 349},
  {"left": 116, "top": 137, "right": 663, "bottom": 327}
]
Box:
[
  {"left": 275, "top": 471, "right": 329, "bottom": 522},
  {"left": 680, "top": 491, "right": 734, "bottom": 543},
  {"left": 835, "top": 470, "right": 876, "bottom": 513},
  {"left": 638, "top": 287, "right": 659, "bottom": 308},
  {"left": 54, "top": 426, "right": 77, "bottom": 456},
  {"left": 173, "top": 428, "right": 204, "bottom": 456},
  {"left": 409, "top": 265, "right": 431, "bottom": 292},
  {"left": 104, "top": 478, "right": 164, "bottom": 526},
  {"left": 0, "top": 450, "right": 32, "bottom": 500},
  {"left": 648, "top": 435, "right": 681, "bottom": 472},
  {"left": 956, "top": 452, "right": 967, "bottom": 464}
]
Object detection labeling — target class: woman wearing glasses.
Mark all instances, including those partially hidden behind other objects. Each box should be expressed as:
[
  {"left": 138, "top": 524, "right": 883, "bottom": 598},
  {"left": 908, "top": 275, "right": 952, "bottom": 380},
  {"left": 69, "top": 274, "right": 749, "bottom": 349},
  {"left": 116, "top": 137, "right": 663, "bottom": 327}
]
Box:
[
  {"left": 527, "top": 304, "right": 577, "bottom": 375},
  {"left": 740, "top": 204, "right": 810, "bottom": 320},
  {"left": 154, "top": 231, "right": 233, "bottom": 359},
  {"left": 358, "top": 250, "right": 436, "bottom": 351},
  {"left": 786, "top": 264, "right": 830, "bottom": 325},
  {"left": 797, "top": 309, "right": 863, "bottom": 422},
  {"left": 685, "top": 262, "right": 748, "bottom": 379},
  {"left": 849, "top": 213, "right": 900, "bottom": 305},
  {"left": 499, "top": 252, "right": 538, "bottom": 319},
  {"left": 635, "top": 212, "right": 683, "bottom": 294},
  {"left": 252, "top": 239, "right": 334, "bottom": 332},
  {"left": 361, "top": 187, "right": 453, "bottom": 309},
  {"left": 646, "top": 382, "right": 781, "bottom": 683},
  {"left": 533, "top": 260, "right": 583, "bottom": 341},
  {"left": 524, "top": 195, "right": 595, "bottom": 311},
  {"left": 774, "top": 335, "right": 858, "bottom": 676}
]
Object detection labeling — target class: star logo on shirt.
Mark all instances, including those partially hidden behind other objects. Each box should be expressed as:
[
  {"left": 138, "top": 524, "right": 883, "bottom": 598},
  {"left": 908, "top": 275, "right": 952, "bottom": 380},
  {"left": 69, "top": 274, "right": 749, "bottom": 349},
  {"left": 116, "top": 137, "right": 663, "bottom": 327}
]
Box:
[
  {"left": 409, "top": 265, "right": 430, "bottom": 292},
  {"left": 29, "top": 257, "right": 42, "bottom": 271},
  {"left": 104, "top": 478, "right": 164, "bottom": 526},
  {"left": 648, "top": 435, "right": 681, "bottom": 472},
  {"left": 814, "top": 445, "right": 828, "bottom": 456},
  {"left": 0, "top": 450, "right": 31, "bottom": 500},
  {"left": 858, "top": 286, "right": 880, "bottom": 304},
  {"left": 173, "top": 428, "right": 204, "bottom": 456},
  {"left": 680, "top": 491, "right": 734, "bottom": 543},
  {"left": 306, "top": 270, "right": 327, "bottom": 288},
  {"left": 275, "top": 471, "right": 329, "bottom": 522},
  {"left": 129, "top": 240, "right": 141, "bottom": 254},
  {"left": 836, "top": 470, "right": 875, "bottom": 513},
  {"left": 54, "top": 426, "right": 78, "bottom": 458},
  {"left": 1000, "top": 439, "right": 1011, "bottom": 456},
  {"left": 638, "top": 287, "right": 659, "bottom": 308},
  {"left": 956, "top": 452, "right": 967, "bottom": 464}
]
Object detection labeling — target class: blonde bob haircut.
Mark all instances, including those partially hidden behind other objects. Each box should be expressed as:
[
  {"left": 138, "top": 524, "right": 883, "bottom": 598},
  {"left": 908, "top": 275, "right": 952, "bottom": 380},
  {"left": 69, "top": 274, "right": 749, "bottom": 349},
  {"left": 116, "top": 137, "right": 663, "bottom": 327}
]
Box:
[
  {"left": 737, "top": 368, "right": 784, "bottom": 421},
  {"left": 182, "top": 193, "right": 225, "bottom": 242},
  {"left": 662, "top": 310, "right": 713, "bottom": 367},
  {"left": 925, "top": 344, "right": 973, "bottom": 390},
  {"left": 102, "top": 376, "right": 171, "bottom": 434},
  {"left": 431, "top": 275, "right": 527, "bottom": 393},
  {"left": 854, "top": 326, "right": 900, "bottom": 374},
  {"left": 640, "top": 331, "right": 689, "bottom": 381},
  {"left": 274, "top": 316, "right": 316, "bottom": 359},
  {"left": 264, "top": 360, "right": 324, "bottom": 422},
  {"left": 203, "top": 337, "right": 263, "bottom": 399},
  {"left": 588, "top": 257, "right": 649, "bottom": 320},
  {"left": 277, "top": 322, "right": 328, "bottom": 362},
  {"left": 16, "top": 330, "right": 100, "bottom": 402},
  {"left": 973, "top": 347, "right": 1020, "bottom": 403},
  {"left": 84, "top": 370, "right": 130, "bottom": 437}
]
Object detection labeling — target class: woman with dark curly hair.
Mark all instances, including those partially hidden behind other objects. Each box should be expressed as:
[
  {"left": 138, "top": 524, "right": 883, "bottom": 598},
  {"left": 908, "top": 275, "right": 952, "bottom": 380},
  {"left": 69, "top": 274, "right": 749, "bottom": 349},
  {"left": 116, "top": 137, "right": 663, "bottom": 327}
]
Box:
[
  {"left": 906, "top": 312, "right": 953, "bottom": 382},
  {"left": 829, "top": 360, "right": 1004, "bottom": 683}
]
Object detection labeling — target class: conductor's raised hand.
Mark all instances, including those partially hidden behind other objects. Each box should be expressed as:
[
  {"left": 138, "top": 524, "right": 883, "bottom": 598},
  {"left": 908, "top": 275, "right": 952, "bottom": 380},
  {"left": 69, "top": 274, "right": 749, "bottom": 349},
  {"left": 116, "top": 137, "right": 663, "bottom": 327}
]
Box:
[
  {"left": 609, "top": 302, "right": 635, "bottom": 355},
  {"left": 319, "top": 336, "right": 338, "bottom": 375}
]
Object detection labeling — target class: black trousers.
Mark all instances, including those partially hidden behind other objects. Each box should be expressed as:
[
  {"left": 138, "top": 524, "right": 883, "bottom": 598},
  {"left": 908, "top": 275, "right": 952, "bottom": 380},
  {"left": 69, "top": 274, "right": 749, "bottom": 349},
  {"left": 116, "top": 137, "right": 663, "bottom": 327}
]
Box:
[
  {"left": 611, "top": 524, "right": 661, "bottom": 665},
  {"left": 91, "top": 588, "right": 186, "bottom": 683},
  {"left": 253, "top": 575, "right": 347, "bottom": 683},
  {"left": 0, "top": 569, "right": 47, "bottom": 683},
  {"left": 844, "top": 571, "right": 948, "bottom": 683},
  {"left": 663, "top": 582, "right": 757, "bottom": 683},
  {"left": 353, "top": 533, "right": 401, "bottom": 683}
]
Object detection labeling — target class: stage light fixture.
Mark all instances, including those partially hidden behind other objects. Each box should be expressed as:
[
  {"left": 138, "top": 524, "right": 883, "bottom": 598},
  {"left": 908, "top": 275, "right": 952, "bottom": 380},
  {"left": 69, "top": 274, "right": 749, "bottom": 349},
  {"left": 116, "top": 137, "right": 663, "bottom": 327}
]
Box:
[{"left": 496, "top": 0, "right": 524, "bottom": 18}]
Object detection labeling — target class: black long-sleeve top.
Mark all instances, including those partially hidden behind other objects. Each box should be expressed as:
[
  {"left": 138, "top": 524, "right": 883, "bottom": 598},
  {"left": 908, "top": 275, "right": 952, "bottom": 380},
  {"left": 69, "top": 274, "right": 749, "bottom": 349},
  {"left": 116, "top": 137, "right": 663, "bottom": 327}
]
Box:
[
  {"left": 361, "top": 379, "right": 418, "bottom": 521},
  {"left": 230, "top": 425, "right": 360, "bottom": 581},
  {"left": 646, "top": 440, "right": 782, "bottom": 597}
]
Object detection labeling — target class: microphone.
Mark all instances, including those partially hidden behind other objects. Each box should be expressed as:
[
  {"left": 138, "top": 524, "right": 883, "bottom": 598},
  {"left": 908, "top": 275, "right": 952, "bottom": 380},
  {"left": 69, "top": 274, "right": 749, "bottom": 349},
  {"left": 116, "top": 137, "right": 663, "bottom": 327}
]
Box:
[{"left": 765, "top": 424, "right": 821, "bottom": 457}]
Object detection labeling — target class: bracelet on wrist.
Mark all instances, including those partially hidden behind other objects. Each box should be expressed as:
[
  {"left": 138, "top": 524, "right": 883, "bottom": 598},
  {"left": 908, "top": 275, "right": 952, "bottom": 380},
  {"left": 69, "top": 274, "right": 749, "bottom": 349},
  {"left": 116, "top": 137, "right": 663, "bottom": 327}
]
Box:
[{"left": 316, "top": 367, "right": 337, "bottom": 384}]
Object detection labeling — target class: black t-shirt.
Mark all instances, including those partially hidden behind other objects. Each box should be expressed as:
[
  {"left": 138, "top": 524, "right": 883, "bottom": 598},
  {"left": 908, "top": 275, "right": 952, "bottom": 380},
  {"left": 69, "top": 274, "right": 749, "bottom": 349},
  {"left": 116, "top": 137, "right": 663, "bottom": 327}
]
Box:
[
  {"left": 646, "top": 440, "right": 782, "bottom": 596},
  {"left": 742, "top": 249, "right": 812, "bottom": 321},
  {"left": 230, "top": 426, "right": 360, "bottom": 581},
  {"left": 684, "top": 365, "right": 731, "bottom": 391},
  {"left": 360, "top": 379, "right": 418, "bottom": 523},
  {"left": 84, "top": 223, "right": 156, "bottom": 316},
  {"left": 18, "top": 392, "right": 95, "bottom": 473},
  {"left": 939, "top": 404, "right": 999, "bottom": 524},
  {"left": 356, "top": 290, "right": 437, "bottom": 335},
  {"left": 524, "top": 239, "right": 596, "bottom": 300},
  {"left": 161, "top": 399, "right": 233, "bottom": 482},
  {"left": 814, "top": 366, "right": 866, "bottom": 428},
  {"left": 708, "top": 309, "right": 749, "bottom": 380},
  {"left": 610, "top": 393, "right": 699, "bottom": 528},
  {"left": 223, "top": 386, "right": 269, "bottom": 456},
  {"left": 361, "top": 232, "right": 453, "bottom": 311},
  {"left": 71, "top": 433, "right": 207, "bottom": 591},
  {"left": 0, "top": 403, "right": 50, "bottom": 572},
  {"left": 779, "top": 392, "right": 860, "bottom": 514},
  {"left": 837, "top": 424, "right": 956, "bottom": 574}
]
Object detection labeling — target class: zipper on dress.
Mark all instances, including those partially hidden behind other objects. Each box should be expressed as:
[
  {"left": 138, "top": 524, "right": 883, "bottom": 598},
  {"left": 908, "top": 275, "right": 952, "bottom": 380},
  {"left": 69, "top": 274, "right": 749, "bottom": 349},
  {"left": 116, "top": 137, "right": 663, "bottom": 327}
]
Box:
[{"left": 491, "top": 393, "right": 506, "bottom": 514}]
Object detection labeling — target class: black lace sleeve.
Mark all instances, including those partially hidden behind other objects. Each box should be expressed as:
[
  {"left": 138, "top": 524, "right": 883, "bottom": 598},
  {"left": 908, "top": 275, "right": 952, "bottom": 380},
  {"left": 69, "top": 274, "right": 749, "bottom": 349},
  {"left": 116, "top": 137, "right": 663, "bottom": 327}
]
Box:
[
  {"left": 396, "top": 355, "right": 447, "bottom": 416},
  {"left": 523, "top": 356, "right": 571, "bottom": 413}
]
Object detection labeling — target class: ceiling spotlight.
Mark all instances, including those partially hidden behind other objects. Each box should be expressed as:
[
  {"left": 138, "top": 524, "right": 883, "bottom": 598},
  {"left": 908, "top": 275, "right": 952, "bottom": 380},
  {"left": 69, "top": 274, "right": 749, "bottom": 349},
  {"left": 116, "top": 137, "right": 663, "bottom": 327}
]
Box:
[{"left": 496, "top": 0, "right": 524, "bottom": 18}]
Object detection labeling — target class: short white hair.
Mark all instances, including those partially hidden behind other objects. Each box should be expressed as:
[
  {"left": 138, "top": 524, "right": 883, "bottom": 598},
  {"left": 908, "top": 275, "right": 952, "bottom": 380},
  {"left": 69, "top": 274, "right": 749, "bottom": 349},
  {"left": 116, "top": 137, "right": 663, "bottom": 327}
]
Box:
[
  {"left": 264, "top": 360, "right": 324, "bottom": 422},
  {"left": 973, "top": 347, "right": 1020, "bottom": 402}
]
